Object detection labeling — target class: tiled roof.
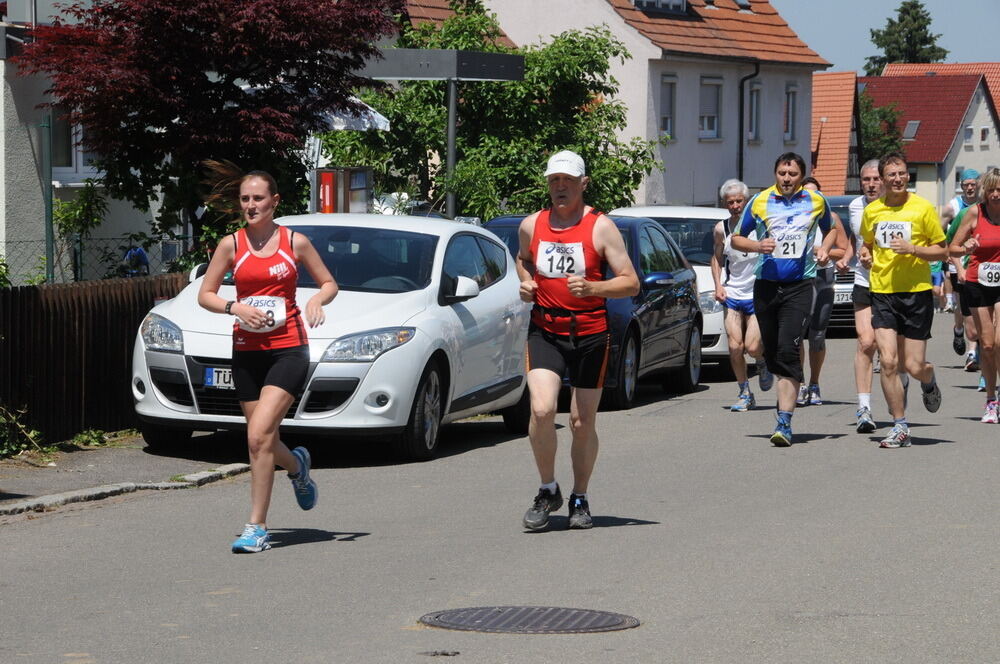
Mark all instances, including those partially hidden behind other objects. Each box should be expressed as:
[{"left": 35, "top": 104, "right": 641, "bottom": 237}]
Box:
[
  {"left": 859, "top": 74, "right": 984, "bottom": 164},
  {"left": 607, "top": 0, "right": 829, "bottom": 67},
  {"left": 404, "top": 0, "right": 517, "bottom": 48},
  {"left": 883, "top": 63, "right": 1000, "bottom": 117},
  {"left": 810, "top": 71, "right": 857, "bottom": 195}
]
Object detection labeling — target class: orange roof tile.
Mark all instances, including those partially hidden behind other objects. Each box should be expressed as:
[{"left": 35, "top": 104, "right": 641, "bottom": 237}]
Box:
[
  {"left": 860, "top": 74, "right": 985, "bottom": 164},
  {"left": 810, "top": 71, "right": 857, "bottom": 195},
  {"left": 404, "top": 0, "right": 517, "bottom": 48},
  {"left": 882, "top": 62, "right": 1000, "bottom": 113},
  {"left": 607, "top": 0, "right": 829, "bottom": 67}
]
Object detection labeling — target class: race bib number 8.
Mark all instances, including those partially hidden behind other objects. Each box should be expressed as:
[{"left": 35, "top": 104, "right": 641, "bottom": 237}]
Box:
[
  {"left": 774, "top": 230, "right": 807, "bottom": 259},
  {"left": 875, "top": 221, "right": 912, "bottom": 249},
  {"left": 238, "top": 295, "right": 287, "bottom": 333},
  {"left": 537, "top": 241, "right": 586, "bottom": 278},
  {"left": 979, "top": 262, "right": 1000, "bottom": 285}
]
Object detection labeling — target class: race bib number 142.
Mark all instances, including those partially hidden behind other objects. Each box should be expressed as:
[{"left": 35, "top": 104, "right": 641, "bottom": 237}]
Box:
[{"left": 537, "top": 241, "right": 586, "bottom": 278}]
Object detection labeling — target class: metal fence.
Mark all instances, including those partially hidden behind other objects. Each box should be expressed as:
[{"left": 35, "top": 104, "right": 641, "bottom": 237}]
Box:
[
  {"left": 1, "top": 236, "right": 186, "bottom": 286},
  {"left": 0, "top": 273, "right": 188, "bottom": 443}
]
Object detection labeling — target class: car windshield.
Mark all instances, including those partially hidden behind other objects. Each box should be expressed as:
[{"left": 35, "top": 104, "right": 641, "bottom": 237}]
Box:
[
  {"left": 648, "top": 217, "right": 721, "bottom": 266},
  {"left": 290, "top": 225, "right": 437, "bottom": 293}
]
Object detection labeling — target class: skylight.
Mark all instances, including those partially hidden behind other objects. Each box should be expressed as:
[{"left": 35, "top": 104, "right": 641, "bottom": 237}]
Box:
[{"left": 903, "top": 120, "right": 920, "bottom": 140}]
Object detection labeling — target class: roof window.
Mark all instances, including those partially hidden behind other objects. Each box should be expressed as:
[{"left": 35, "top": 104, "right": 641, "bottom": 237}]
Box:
[
  {"left": 902, "top": 121, "right": 920, "bottom": 141},
  {"left": 634, "top": 0, "right": 688, "bottom": 14}
]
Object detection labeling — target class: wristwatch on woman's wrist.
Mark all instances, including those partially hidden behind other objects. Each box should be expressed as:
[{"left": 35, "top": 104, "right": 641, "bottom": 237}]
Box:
[{"left": 225, "top": 301, "right": 235, "bottom": 315}]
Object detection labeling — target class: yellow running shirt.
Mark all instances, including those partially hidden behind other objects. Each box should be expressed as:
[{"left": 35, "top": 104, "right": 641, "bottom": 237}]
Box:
[{"left": 860, "top": 193, "right": 944, "bottom": 294}]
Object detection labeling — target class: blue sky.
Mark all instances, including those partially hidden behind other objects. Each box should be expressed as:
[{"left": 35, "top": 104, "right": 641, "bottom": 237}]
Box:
[{"left": 768, "top": 0, "right": 1000, "bottom": 73}]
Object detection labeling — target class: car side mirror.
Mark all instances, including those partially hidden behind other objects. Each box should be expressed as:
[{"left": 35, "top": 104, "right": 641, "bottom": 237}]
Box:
[
  {"left": 643, "top": 272, "right": 675, "bottom": 289},
  {"left": 189, "top": 263, "right": 208, "bottom": 283},
  {"left": 444, "top": 275, "right": 480, "bottom": 303}
]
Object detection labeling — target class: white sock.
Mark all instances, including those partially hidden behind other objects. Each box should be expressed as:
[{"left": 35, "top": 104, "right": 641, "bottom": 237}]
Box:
[
  {"left": 858, "top": 393, "right": 871, "bottom": 410},
  {"left": 572, "top": 492, "right": 588, "bottom": 500},
  {"left": 540, "top": 480, "right": 558, "bottom": 493}
]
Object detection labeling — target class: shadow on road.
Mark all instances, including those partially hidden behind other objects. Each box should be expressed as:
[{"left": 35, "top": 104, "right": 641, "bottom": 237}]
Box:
[
  {"left": 268, "top": 527, "right": 370, "bottom": 548},
  {"left": 524, "top": 515, "right": 660, "bottom": 532}
]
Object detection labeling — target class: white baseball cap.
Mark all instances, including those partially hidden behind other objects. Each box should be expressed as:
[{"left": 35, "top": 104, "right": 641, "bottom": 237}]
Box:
[{"left": 544, "top": 150, "right": 586, "bottom": 178}]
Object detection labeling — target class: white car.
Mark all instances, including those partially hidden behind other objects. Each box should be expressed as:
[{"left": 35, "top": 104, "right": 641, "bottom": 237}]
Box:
[
  {"left": 610, "top": 206, "right": 730, "bottom": 360},
  {"left": 132, "top": 213, "right": 531, "bottom": 460}
]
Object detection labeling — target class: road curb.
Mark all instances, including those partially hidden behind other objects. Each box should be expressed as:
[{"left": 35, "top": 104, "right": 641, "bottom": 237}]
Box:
[{"left": 0, "top": 463, "right": 251, "bottom": 516}]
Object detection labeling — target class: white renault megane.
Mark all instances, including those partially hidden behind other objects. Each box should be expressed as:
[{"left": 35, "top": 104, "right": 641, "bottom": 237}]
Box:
[{"left": 133, "top": 213, "right": 531, "bottom": 460}]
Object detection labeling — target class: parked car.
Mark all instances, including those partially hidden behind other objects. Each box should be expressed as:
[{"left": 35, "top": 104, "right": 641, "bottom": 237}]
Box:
[
  {"left": 132, "top": 213, "right": 531, "bottom": 460},
  {"left": 825, "top": 194, "right": 858, "bottom": 329},
  {"left": 609, "top": 206, "right": 730, "bottom": 362},
  {"left": 484, "top": 214, "right": 702, "bottom": 410}
]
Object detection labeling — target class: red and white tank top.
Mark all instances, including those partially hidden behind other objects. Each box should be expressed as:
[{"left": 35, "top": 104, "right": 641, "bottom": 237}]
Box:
[
  {"left": 966, "top": 204, "right": 1000, "bottom": 287},
  {"left": 529, "top": 208, "right": 608, "bottom": 336},
  {"left": 232, "top": 225, "right": 307, "bottom": 350}
]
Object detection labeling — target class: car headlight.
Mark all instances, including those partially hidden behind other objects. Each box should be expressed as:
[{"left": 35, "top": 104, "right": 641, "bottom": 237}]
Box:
[
  {"left": 698, "top": 290, "right": 724, "bottom": 315},
  {"left": 141, "top": 313, "right": 183, "bottom": 353},
  {"left": 321, "top": 327, "right": 415, "bottom": 362}
]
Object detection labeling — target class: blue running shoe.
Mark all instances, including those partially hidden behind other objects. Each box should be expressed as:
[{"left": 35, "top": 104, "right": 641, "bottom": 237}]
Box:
[
  {"left": 731, "top": 390, "right": 755, "bottom": 412},
  {"left": 770, "top": 416, "right": 792, "bottom": 447},
  {"left": 756, "top": 360, "right": 774, "bottom": 392},
  {"left": 289, "top": 446, "right": 318, "bottom": 511},
  {"left": 232, "top": 523, "right": 271, "bottom": 553},
  {"left": 978, "top": 375, "right": 987, "bottom": 392}
]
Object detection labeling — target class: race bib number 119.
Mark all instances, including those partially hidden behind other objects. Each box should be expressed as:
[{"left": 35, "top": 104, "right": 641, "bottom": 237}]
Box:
[
  {"left": 875, "top": 221, "right": 912, "bottom": 249},
  {"left": 537, "top": 241, "right": 586, "bottom": 278}
]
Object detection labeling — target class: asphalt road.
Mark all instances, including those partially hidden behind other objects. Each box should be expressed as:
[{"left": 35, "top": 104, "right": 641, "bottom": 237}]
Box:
[{"left": 3, "top": 314, "right": 999, "bottom": 663}]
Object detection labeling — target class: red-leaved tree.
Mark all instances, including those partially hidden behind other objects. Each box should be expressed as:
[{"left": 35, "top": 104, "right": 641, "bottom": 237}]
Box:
[{"left": 16, "top": 0, "right": 402, "bottom": 251}]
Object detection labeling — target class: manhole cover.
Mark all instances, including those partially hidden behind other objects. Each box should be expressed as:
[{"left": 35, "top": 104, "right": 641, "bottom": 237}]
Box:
[{"left": 419, "top": 606, "right": 640, "bottom": 634}]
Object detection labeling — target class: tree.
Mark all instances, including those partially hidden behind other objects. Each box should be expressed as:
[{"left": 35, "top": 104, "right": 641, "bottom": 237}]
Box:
[
  {"left": 863, "top": 0, "right": 948, "bottom": 77},
  {"left": 16, "top": 0, "right": 403, "bottom": 254},
  {"left": 857, "top": 89, "right": 903, "bottom": 165},
  {"left": 321, "top": 0, "right": 663, "bottom": 220}
]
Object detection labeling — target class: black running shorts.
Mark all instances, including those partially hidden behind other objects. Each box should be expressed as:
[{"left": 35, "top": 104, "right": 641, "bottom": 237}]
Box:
[
  {"left": 852, "top": 284, "right": 872, "bottom": 308},
  {"left": 753, "top": 278, "right": 814, "bottom": 383},
  {"left": 231, "top": 344, "right": 310, "bottom": 402},
  {"left": 871, "top": 291, "right": 934, "bottom": 340},
  {"left": 962, "top": 281, "right": 1000, "bottom": 309},
  {"left": 526, "top": 325, "right": 610, "bottom": 389},
  {"left": 949, "top": 273, "right": 973, "bottom": 317}
]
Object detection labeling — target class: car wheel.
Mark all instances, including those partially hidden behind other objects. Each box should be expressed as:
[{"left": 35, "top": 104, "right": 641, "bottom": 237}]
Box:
[
  {"left": 606, "top": 331, "right": 639, "bottom": 410},
  {"left": 139, "top": 421, "right": 192, "bottom": 451},
  {"left": 667, "top": 325, "right": 701, "bottom": 394},
  {"left": 500, "top": 385, "right": 530, "bottom": 434},
  {"left": 395, "top": 361, "right": 443, "bottom": 461}
]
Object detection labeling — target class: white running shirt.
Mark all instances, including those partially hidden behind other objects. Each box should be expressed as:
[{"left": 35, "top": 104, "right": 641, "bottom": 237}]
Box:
[
  {"left": 722, "top": 219, "right": 757, "bottom": 300},
  {"left": 849, "top": 195, "right": 871, "bottom": 287}
]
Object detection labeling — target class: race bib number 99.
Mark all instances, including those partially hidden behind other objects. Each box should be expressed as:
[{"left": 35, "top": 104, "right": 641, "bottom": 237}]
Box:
[
  {"left": 537, "top": 241, "right": 586, "bottom": 278},
  {"left": 875, "top": 221, "right": 912, "bottom": 249},
  {"left": 238, "top": 295, "right": 287, "bottom": 333},
  {"left": 979, "top": 262, "right": 1000, "bottom": 285}
]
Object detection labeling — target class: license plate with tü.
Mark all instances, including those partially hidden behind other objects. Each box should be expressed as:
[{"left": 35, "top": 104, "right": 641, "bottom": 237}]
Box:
[
  {"left": 834, "top": 291, "right": 853, "bottom": 304},
  {"left": 204, "top": 367, "right": 234, "bottom": 390}
]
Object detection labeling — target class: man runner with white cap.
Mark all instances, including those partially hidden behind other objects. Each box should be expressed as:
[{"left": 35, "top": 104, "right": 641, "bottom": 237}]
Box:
[{"left": 516, "top": 150, "right": 639, "bottom": 530}]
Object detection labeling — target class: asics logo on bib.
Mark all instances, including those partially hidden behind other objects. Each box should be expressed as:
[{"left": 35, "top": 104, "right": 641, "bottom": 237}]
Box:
[
  {"left": 268, "top": 262, "right": 290, "bottom": 278},
  {"left": 545, "top": 244, "right": 575, "bottom": 255}
]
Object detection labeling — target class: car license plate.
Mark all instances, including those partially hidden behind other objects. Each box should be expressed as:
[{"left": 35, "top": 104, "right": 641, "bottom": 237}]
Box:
[
  {"left": 204, "top": 367, "right": 234, "bottom": 390},
  {"left": 834, "top": 291, "right": 853, "bottom": 304}
]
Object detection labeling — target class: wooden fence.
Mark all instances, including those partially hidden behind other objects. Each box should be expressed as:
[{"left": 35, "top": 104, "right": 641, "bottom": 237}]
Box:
[{"left": 0, "top": 273, "right": 188, "bottom": 443}]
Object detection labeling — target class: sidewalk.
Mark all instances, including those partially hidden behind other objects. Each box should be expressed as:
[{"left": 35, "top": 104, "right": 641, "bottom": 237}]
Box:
[{"left": 0, "top": 433, "right": 249, "bottom": 516}]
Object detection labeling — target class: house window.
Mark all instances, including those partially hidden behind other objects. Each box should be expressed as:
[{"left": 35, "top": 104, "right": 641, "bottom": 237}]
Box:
[
  {"left": 748, "top": 84, "right": 761, "bottom": 141},
  {"left": 982, "top": 126, "right": 991, "bottom": 144},
  {"left": 699, "top": 78, "right": 722, "bottom": 139},
  {"left": 634, "top": 0, "right": 687, "bottom": 12},
  {"left": 660, "top": 76, "right": 676, "bottom": 137},
  {"left": 902, "top": 120, "right": 920, "bottom": 141},
  {"left": 907, "top": 167, "right": 917, "bottom": 193},
  {"left": 52, "top": 106, "right": 98, "bottom": 181},
  {"left": 965, "top": 126, "right": 974, "bottom": 145},
  {"left": 955, "top": 166, "right": 964, "bottom": 193},
  {"left": 783, "top": 85, "right": 798, "bottom": 141}
]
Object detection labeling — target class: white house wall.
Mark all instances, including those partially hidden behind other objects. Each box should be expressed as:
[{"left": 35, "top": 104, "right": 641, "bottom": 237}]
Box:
[
  {"left": 484, "top": 0, "right": 814, "bottom": 207},
  {"left": 938, "top": 84, "right": 999, "bottom": 208}
]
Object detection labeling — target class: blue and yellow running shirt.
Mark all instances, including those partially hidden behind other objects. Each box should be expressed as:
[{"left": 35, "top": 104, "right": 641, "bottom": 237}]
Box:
[{"left": 736, "top": 185, "right": 832, "bottom": 283}]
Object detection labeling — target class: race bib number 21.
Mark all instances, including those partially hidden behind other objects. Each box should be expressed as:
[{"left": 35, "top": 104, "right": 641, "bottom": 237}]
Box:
[{"left": 537, "top": 241, "right": 586, "bottom": 278}]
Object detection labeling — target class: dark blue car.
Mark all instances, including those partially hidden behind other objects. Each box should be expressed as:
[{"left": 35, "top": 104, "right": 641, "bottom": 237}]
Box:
[{"left": 484, "top": 214, "right": 702, "bottom": 410}]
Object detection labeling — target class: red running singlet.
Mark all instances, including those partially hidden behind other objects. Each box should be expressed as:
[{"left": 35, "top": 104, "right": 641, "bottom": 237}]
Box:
[
  {"left": 966, "top": 204, "right": 1000, "bottom": 286},
  {"left": 529, "top": 208, "right": 608, "bottom": 336},
  {"left": 232, "top": 226, "right": 308, "bottom": 350}
]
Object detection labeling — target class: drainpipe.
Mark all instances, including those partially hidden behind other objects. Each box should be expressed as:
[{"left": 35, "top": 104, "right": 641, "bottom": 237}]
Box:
[
  {"left": 737, "top": 60, "right": 760, "bottom": 183},
  {"left": 40, "top": 113, "right": 53, "bottom": 282}
]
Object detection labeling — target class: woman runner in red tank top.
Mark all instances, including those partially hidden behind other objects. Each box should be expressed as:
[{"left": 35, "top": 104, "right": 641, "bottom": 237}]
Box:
[
  {"left": 198, "top": 162, "right": 338, "bottom": 553},
  {"left": 950, "top": 169, "right": 1000, "bottom": 422}
]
